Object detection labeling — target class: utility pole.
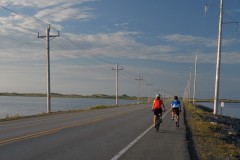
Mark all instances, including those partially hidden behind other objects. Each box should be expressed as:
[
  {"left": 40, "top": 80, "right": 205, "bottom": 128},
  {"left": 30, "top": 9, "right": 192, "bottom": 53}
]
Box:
[
  {"left": 189, "top": 66, "right": 192, "bottom": 102},
  {"left": 193, "top": 53, "right": 198, "bottom": 105},
  {"left": 146, "top": 83, "right": 152, "bottom": 102},
  {"left": 135, "top": 75, "right": 143, "bottom": 104},
  {"left": 187, "top": 80, "right": 190, "bottom": 100},
  {"left": 183, "top": 85, "right": 188, "bottom": 101},
  {"left": 38, "top": 25, "right": 60, "bottom": 113},
  {"left": 160, "top": 89, "right": 164, "bottom": 99},
  {"left": 112, "top": 64, "right": 123, "bottom": 106},
  {"left": 213, "top": 0, "right": 223, "bottom": 115},
  {"left": 154, "top": 88, "right": 160, "bottom": 97}
]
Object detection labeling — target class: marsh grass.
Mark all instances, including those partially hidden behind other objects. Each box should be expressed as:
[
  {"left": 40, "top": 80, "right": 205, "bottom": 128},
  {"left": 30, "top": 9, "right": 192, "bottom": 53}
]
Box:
[
  {"left": 89, "top": 105, "right": 113, "bottom": 110},
  {"left": 184, "top": 101, "right": 240, "bottom": 160},
  {"left": 3, "top": 114, "right": 23, "bottom": 121},
  {"left": 0, "top": 110, "right": 85, "bottom": 122}
]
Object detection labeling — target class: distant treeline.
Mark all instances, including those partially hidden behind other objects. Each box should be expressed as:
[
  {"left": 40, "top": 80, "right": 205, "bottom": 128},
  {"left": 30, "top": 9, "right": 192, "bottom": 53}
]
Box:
[{"left": 0, "top": 92, "right": 141, "bottom": 100}]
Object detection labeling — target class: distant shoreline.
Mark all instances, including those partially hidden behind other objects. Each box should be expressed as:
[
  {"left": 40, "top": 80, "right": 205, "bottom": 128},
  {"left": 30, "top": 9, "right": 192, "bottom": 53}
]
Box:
[
  {"left": 0, "top": 92, "right": 140, "bottom": 100},
  {"left": 194, "top": 99, "right": 240, "bottom": 103},
  {"left": 1, "top": 93, "right": 239, "bottom": 102}
]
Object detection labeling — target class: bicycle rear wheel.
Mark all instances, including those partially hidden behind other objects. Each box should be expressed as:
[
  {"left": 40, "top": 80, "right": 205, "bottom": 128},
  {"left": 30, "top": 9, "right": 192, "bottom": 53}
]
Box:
[
  {"left": 156, "top": 119, "right": 160, "bottom": 132},
  {"left": 174, "top": 114, "right": 179, "bottom": 127}
]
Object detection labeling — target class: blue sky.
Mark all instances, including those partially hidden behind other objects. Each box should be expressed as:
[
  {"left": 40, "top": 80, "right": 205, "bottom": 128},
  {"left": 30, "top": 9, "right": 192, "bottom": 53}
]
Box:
[{"left": 0, "top": 0, "right": 240, "bottom": 99}]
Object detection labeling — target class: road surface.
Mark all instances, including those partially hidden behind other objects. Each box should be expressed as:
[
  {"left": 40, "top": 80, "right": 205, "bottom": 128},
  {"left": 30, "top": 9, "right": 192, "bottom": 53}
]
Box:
[{"left": 0, "top": 103, "right": 190, "bottom": 160}]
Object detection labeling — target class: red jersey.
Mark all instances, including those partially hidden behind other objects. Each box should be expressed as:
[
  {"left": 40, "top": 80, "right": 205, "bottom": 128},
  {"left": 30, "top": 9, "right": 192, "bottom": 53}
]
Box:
[{"left": 153, "top": 99, "right": 162, "bottom": 109}]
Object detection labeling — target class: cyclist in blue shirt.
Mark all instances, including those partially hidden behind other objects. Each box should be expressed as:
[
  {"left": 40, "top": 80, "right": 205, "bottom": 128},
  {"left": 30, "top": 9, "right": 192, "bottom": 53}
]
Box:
[{"left": 171, "top": 96, "right": 181, "bottom": 127}]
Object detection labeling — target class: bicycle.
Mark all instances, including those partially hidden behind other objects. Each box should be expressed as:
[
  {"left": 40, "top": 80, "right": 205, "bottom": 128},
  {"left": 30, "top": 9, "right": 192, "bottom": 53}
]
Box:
[
  {"left": 155, "top": 113, "right": 162, "bottom": 132},
  {"left": 173, "top": 112, "right": 179, "bottom": 127},
  {"left": 172, "top": 109, "right": 180, "bottom": 127}
]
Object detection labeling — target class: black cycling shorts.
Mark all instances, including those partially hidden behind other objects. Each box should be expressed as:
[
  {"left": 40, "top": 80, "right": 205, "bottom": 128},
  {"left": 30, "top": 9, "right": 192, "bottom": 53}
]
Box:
[
  {"left": 172, "top": 108, "right": 180, "bottom": 116},
  {"left": 153, "top": 108, "right": 162, "bottom": 116}
]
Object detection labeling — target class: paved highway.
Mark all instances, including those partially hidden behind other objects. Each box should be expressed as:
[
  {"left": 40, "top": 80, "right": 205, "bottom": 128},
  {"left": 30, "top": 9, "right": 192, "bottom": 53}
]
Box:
[{"left": 0, "top": 103, "right": 190, "bottom": 160}]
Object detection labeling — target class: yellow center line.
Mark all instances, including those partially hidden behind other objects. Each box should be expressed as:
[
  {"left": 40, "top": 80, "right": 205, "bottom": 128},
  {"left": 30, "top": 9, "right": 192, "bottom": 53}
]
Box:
[{"left": 0, "top": 105, "right": 149, "bottom": 145}]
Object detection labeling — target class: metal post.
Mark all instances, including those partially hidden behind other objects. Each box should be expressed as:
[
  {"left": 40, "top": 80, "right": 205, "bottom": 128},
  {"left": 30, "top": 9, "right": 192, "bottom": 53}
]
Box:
[{"left": 213, "top": 0, "right": 223, "bottom": 115}]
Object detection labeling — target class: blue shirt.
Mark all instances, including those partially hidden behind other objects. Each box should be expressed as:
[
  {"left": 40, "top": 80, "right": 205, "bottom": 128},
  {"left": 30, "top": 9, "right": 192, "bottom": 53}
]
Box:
[{"left": 171, "top": 100, "right": 181, "bottom": 108}]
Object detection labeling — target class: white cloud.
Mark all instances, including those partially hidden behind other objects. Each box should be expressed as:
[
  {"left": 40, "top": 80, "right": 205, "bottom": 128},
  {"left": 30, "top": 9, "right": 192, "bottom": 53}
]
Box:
[
  {"left": 46, "top": 32, "right": 240, "bottom": 65},
  {"left": 35, "top": 5, "right": 95, "bottom": 22},
  {"left": 1, "top": 0, "right": 96, "bottom": 9},
  {"left": 222, "top": 51, "right": 240, "bottom": 64},
  {"left": 0, "top": 0, "right": 96, "bottom": 34},
  {"left": 159, "top": 34, "right": 239, "bottom": 48},
  {"left": 1, "top": 21, "right": 240, "bottom": 68},
  {"left": 160, "top": 34, "right": 209, "bottom": 43}
]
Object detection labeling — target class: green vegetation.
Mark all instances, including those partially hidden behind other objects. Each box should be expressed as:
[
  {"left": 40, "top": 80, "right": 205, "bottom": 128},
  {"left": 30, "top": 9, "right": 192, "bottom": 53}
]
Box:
[
  {"left": 89, "top": 105, "right": 113, "bottom": 110},
  {"left": 184, "top": 101, "right": 240, "bottom": 160},
  {"left": 3, "top": 114, "right": 23, "bottom": 121},
  {"left": 0, "top": 92, "right": 139, "bottom": 100},
  {"left": 0, "top": 92, "right": 45, "bottom": 97},
  {"left": 0, "top": 109, "right": 87, "bottom": 122}
]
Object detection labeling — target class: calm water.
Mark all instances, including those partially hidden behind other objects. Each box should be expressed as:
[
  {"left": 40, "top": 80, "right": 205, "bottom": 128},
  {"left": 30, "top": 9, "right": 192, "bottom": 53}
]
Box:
[
  {"left": 197, "top": 102, "right": 240, "bottom": 118},
  {"left": 0, "top": 96, "right": 138, "bottom": 119}
]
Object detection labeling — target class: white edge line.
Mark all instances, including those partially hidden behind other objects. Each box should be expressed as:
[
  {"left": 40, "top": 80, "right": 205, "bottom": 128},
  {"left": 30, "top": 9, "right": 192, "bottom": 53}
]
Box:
[{"left": 110, "top": 109, "right": 171, "bottom": 160}]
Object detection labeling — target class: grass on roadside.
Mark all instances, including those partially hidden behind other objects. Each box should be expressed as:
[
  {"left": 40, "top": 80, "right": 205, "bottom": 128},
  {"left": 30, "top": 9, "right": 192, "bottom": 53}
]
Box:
[
  {"left": 3, "top": 114, "right": 23, "bottom": 121},
  {"left": 89, "top": 105, "right": 113, "bottom": 110},
  {"left": 184, "top": 101, "right": 240, "bottom": 160}
]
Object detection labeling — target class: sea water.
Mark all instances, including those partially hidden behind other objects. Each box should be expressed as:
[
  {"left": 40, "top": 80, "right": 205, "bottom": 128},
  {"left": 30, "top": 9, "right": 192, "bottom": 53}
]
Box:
[
  {"left": 0, "top": 96, "right": 138, "bottom": 118},
  {"left": 197, "top": 102, "right": 240, "bottom": 118}
]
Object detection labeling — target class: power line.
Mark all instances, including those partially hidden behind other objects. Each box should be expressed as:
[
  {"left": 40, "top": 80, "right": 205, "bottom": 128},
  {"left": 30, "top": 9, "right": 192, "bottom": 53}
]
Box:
[
  {"left": 0, "top": 18, "right": 39, "bottom": 33},
  {"left": 0, "top": 4, "right": 157, "bottom": 97},
  {"left": 0, "top": 5, "right": 49, "bottom": 29}
]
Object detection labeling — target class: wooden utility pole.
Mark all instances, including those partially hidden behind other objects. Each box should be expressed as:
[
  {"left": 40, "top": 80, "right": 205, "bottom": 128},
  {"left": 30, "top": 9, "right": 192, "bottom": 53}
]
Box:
[
  {"left": 38, "top": 25, "right": 60, "bottom": 113},
  {"left": 135, "top": 75, "right": 143, "bottom": 104},
  {"left": 193, "top": 54, "right": 198, "bottom": 105},
  {"left": 112, "top": 64, "right": 123, "bottom": 106},
  {"left": 214, "top": 0, "right": 223, "bottom": 115}
]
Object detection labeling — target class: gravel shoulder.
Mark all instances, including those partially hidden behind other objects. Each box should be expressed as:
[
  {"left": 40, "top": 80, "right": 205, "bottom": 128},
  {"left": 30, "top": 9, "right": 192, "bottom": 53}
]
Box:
[{"left": 184, "top": 101, "right": 240, "bottom": 160}]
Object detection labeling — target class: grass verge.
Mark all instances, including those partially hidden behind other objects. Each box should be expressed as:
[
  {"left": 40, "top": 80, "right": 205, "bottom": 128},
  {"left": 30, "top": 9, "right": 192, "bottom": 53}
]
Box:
[
  {"left": 184, "top": 101, "right": 240, "bottom": 160},
  {"left": 89, "top": 105, "right": 113, "bottom": 110}
]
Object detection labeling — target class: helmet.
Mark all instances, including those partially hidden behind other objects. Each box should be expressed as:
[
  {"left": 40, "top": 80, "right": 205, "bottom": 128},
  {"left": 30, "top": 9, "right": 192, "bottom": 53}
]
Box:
[{"left": 156, "top": 94, "right": 161, "bottom": 98}]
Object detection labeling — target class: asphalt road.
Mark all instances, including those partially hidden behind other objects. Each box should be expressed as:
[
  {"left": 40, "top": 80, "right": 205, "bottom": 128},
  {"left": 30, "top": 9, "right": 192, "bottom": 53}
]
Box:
[{"left": 0, "top": 103, "right": 190, "bottom": 160}]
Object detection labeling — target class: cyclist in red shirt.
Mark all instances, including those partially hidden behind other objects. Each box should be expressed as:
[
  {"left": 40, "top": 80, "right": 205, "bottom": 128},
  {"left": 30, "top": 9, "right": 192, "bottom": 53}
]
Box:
[{"left": 152, "top": 94, "right": 166, "bottom": 127}]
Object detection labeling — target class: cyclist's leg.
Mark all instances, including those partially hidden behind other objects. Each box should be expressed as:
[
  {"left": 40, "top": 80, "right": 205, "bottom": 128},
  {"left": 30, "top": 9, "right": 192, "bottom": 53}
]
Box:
[
  {"left": 153, "top": 115, "right": 156, "bottom": 127},
  {"left": 173, "top": 109, "right": 177, "bottom": 121},
  {"left": 153, "top": 110, "right": 157, "bottom": 127},
  {"left": 171, "top": 109, "right": 174, "bottom": 120},
  {"left": 159, "top": 108, "right": 163, "bottom": 123}
]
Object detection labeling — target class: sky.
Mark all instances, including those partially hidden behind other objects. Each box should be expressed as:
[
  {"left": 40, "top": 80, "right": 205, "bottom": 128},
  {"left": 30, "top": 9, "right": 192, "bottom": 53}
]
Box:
[{"left": 0, "top": 0, "right": 240, "bottom": 99}]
